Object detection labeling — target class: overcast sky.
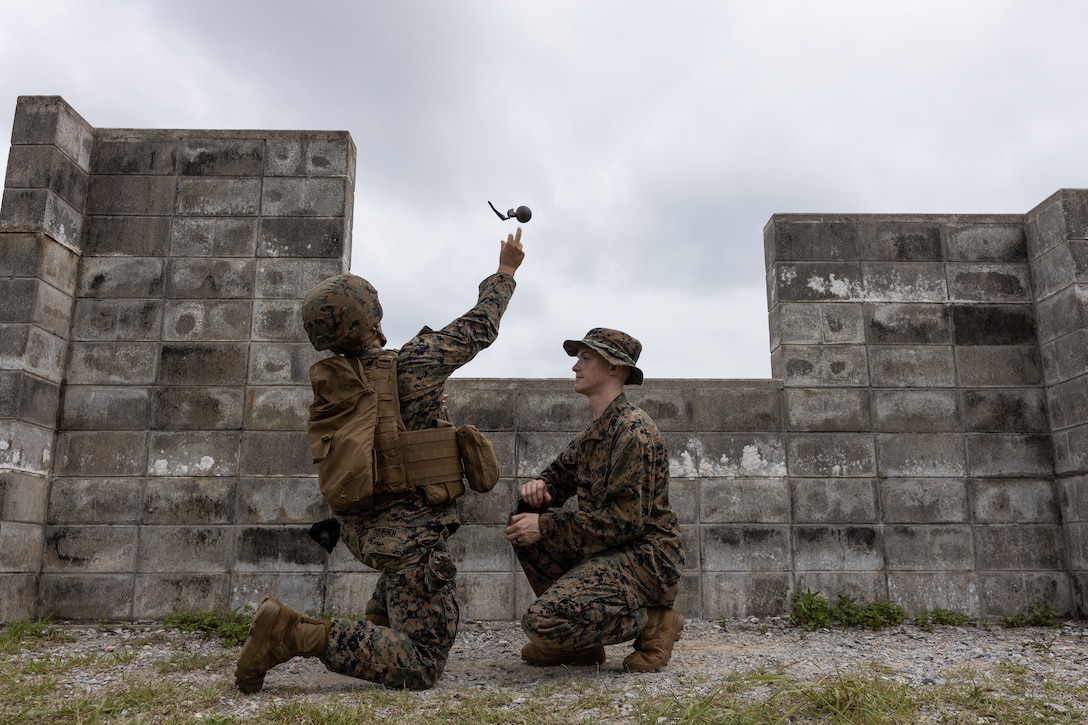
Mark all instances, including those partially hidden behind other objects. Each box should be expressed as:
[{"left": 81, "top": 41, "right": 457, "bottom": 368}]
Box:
[{"left": 2, "top": 0, "right": 1087, "bottom": 380}]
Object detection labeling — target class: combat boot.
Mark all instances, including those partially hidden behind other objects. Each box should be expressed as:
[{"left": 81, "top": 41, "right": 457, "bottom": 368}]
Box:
[
  {"left": 521, "top": 641, "right": 606, "bottom": 667},
  {"left": 235, "top": 596, "right": 330, "bottom": 694},
  {"left": 622, "top": 606, "right": 684, "bottom": 673}
]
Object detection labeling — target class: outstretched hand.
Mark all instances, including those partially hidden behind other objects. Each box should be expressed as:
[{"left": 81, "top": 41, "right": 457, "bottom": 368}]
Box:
[{"left": 497, "top": 227, "right": 525, "bottom": 276}]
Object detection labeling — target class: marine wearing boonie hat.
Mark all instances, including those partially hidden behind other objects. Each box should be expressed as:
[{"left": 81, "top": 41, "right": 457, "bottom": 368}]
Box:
[{"left": 563, "top": 327, "right": 644, "bottom": 385}]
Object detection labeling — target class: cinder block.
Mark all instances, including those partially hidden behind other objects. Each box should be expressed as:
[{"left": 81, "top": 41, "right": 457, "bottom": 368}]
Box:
[
  {"left": 1031, "top": 246, "right": 1075, "bottom": 302},
  {"left": 1046, "top": 376, "right": 1088, "bottom": 430},
  {"left": 5, "top": 145, "right": 88, "bottom": 211},
  {"left": 0, "top": 573, "right": 38, "bottom": 623},
  {"left": 235, "top": 476, "right": 326, "bottom": 525},
  {"left": 702, "top": 572, "right": 791, "bottom": 618},
  {"left": 447, "top": 524, "right": 513, "bottom": 572},
  {"left": 978, "top": 572, "right": 1072, "bottom": 617},
  {"left": 861, "top": 262, "right": 947, "bottom": 302},
  {"left": 230, "top": 572, "right": 325, "bottom": 614},
  {"left": 266, "top": 135, "right": 355, "bottom": 179},
  {"left": 254, "top": 258, "right": 343, "bottom": 299},
  {"left": 952, "top": 304, "right": 1036, "bottom": 345},
  {"left": 513, "top": 387, "right": 588, "bottom": 433},
  {"left": 701, "top": 525, "right": 790, "bottom": 571},
  {"left": 91, "top": 136, "right": 178, "bottom": 174},
  {"left": 791, "top": 478, "right": 877, "bottom": 523},
  {"left": 785, "top": 388, "right": 870, "bottom": 432},
  {"left": 171, "top": 217, "right": 258, "bottom": 257},
  {"left": 0, "top": 371, "right": 60, "bottom": 427},
  {"left": 167, "top": 258, "right": 255, "bottom": 299},
  {"left": 1065, "top": 522, "right": 1088, "bottom": 569},
  {"left": 1045, "top": 329, "right": 1088, "bottom": 384},
  {"left": 691, "top": 386, "right": 782, "bottom": 431},
  {"left": 77, "top": 257, "right": 165, "bottom": 299},
  {"left": 1053, "top": 424, "right": 1088, "bottom": 476},
  {"left": 860, "top": 221, "right": 942, "bottom": 261},
  {"left": 179, "top": 137, "right": 264, "bottom": 176},
  {"left": 971, "top": 479, "right": 1058, "bottom": 524},
  {"left": 868, "top": 346, "right": 955, "bottom": 387},
  {"left": 67, "top": 341, "right": 159, "bottom": 384},
  {"left": 0, "top": 233, "right": 77, "bottom": 289},
  {"left": 143, "top": 478, "right": 234, "bottom": 525},
  {"left": 866, "top": 303, "right": 952, "bottom": 344},
  {"left": 516, "top": 432, "right": 579, "bottom": 478},
  {"left": 880, "top": 478, "right": 968, "bottom": 523},
  {"left": 234, "top": 526, "right": 324, "bottom": 571},
  {"left": 62, "top": 384, "right": 150, "bottom": 429},
  {"left": 770, "top": 302, "right": 865, "bottom": 346},
  {"left": 0, "top": 188, "right": 83, "bottom": 249},
  {"left": 11, "top": 96, "right": 94, "bottom": 168},
  {"left": 956, "top": 345, "right": 1041, "bottom": 387},
  {"left": 258, "top": 217, "right": 348, "bottom": 258},
  {"left": 666, "top": 477, "right": 699, "bottom": 526},
  {"left": 73, "top": 299, "right": 162, "bottom": 341},
  {"left": 1025, "top": 189, "right": 1075, "bottom": 260},
  {"left": 37, "top": 573, "right": 133, "bottom": 620},
  {"left": 765, "top": 217, "right": 859, "bottom": 264},
  {"left": 82, "top": 216, "right": 171, "bottom": 257},
  {"left": 444, "top": 381, "right": 519, "bottom": 430},
  {"left": 1058, "top": 475, "right": 1088, "bottom": 522},
  {"left": 1034, "top": 286, "right": 1085, "bottom": 343},
  {"left": 794, "top": 572, "right": 888, "bottom": 604},
  {"left": 876, "top": 433, "right": 966, "bottom": 477},
  {"left": 324, "top": 571, "right": 381, "bottom": 616},
  {"left": 0, "top": 521, "right": 44, "bottom": 571},
  {"left": 963, "top": 389, "right": 1048, "bottom": 432},
  {"left": 623, "top": 386, "right": 692, "bottom": 430},
  {"left": 457, "top": 479, "right": 517, "bottom": 526},
  {"left": 0, "top": 278, "right": 36, "bottom": 322},
  {"left": 884, "top": 525, "right": 973, "bottom": 570},
  {"left": 457, "top": 571, "right": 516, "bottom": 620},
  {"left": 669, "top": 433, "right": 786, "bottom": 478},
  {"left": 148, "top": 431, "right": 241, "bottom": 476},
  {"left": 793, "top": 526, "right": 882, "bottom": 570},
  {"left": 887, "top": 572, "right": 979, "bottom": 616},
  {"left": 175, "top": 178, "right": 261, "bottom": 216},
  {"left": 946, "top": 222, "right": 1026, "bottom": 262},
  {"left": 48, "top": 477, "right": 143, "bottom": 524},
  {"left": 159, "top": 343, "right": 248, "bottom": 385},
  {"left": 133, "top": 574, "right": 230, "bottom": 619},
  {"left": 874, "top": 389, "right": 959, "bottom": 431},
  {"left": 965, "top": 433, "right": 1052, "bottom": 477},
  {"left": 239, "top": 431, "right": 310, "bottom": 476},
  {"left": 19, "top": 325, "right": 69, "bottom": 383},
  {"left": 56, "top": 430, "right": 146, "bottom": 476},
  {"left": 43, "top": 524, "right": 137, "bottom": 572},
  {"left": 1, "top": 470, "right": 48, "bottom": 523},
  {"left": 786, "top": 433, "right": 875, "bottom": 477},
  {"left": 137, "top": 525, "right": 231, "bottom": 573},
  {"left": 252, "top": 300, "right": 307, "bottom": 342},
  {"left": 244, "top": 386, "right": 310, "bottom": 431},
  {"left": 262, "top": 177, "right": 349, "bottom": 217},
  {"left": 162, "top": 300, "right": 252, "bottom": 341},
  {"left": 771, "top": 344, "right": 869, "bottom": 386},
  {"left": 86, "top": 175, "right": 177, "bottom": 216},
  {"left": 771, "top": 262, "right": 864, "bottom": 302},
  {"left": 700, "top": 478, "right": 788, "bottom": 523},
  {"left": 248, "top": 342, "right": 323, "bottom": 385}
]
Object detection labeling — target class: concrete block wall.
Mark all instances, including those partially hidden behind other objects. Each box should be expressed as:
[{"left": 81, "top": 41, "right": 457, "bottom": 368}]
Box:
[{"left": 2, "top": 95, "right": 1086, "bottom": 623}]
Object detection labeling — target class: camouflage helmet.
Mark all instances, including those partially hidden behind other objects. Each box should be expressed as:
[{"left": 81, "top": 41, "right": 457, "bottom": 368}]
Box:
[{"left": 301, "top": 274, "right": 385, "bottom": 355}]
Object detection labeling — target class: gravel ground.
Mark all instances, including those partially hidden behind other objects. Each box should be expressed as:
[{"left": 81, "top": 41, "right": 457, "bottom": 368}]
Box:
[{"left": 10, "top": 617, "right": 1088, "bottom": 721}]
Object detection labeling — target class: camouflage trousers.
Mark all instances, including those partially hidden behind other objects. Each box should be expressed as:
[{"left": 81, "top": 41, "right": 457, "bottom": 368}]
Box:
[
  {"left": 322, "top": 497, "right": 459, "bottom": 690},
  {"left": 514, "top": 541, "right": 679, "bottom": 652}
]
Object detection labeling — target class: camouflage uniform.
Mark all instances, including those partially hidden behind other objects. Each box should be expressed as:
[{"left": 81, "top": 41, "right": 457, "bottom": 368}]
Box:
[
  {"left": 309, "top": 272, "right": 516, "bottom": 690},
  {"left": 516, "top": 393, "right": 684, "bottom": 651}
]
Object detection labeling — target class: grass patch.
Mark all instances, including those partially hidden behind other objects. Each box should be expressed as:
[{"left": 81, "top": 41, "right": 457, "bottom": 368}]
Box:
[
  {"left": 789, "top": 589, "right": 905, "bottom": 631},
  {"left": 165, "top": 606, "right": 253, "bottom": 647}
]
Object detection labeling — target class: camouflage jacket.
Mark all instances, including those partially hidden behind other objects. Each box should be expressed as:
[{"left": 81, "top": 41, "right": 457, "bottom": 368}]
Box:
[
  {"left": 536, "top": 393, "right": 684, "bottom": 575},
  {"left": 350, "top": 272, "right": 516, "bottom": 432}
]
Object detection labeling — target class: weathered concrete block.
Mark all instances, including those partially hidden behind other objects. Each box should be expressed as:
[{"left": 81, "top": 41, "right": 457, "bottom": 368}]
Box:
[
  {"left": 240, "top": 431, "right": 311, "bottom": 476},
  {"left": 869, "top": 346, "right": 955, "bottom": 387},
  {"left": 444, "top": 381, "right": 519, "bottom": 430},
  {"left": 254, "top": 258, "right": 344, "bottom": 299},
  {"left": 701, "top": 525, "right": 790, "bottom": 571},
  {"left": 770, "top": 302, "right": 865, "bottom": 347},
  {"left": 48, "top": 477, "right": 143, "bottom": 524},
  {"left": 866, "top": 303, "right": 951, "bottom": 345},
  {"left": 0, "top": 232, "right": 79, "bottom": 291},
  {"left": 666, "top": 477, "right": 699, "bottom": 526},
  {"left": 862, "top": 262, "right": 947, "bottom": 302},
  {"left": 771, "top": 344, "right": 869, "bottom": 386},
  {"left": 1066, "top": 522, "right": 1088, "bottom": 569},
  {"left": 266, "top": 135, "right": 355, "bottom": 179},
  {"left": 1035, "top": 286, "right": 1087, "bottom": 344},
  {"left": 515, "top": 388, "right": 590, "bottom": 433},
  {"left": 144, "top": 478, "right": 234, "bottom": 525},
  {"left": 11, "top": 96, "right": 94, "bottom": 168},
  {"left": 234, "top": 526, "right": 324, "bottom": 572},
  {"left": 971, "top": 479, "right": 1058, "bottom": 524},
  {"left": 772, "top": 262, "right": 864, "bottom": 302},
  {"left": 82, "top": 216, "right": 171, "bottom": 257},
  {"left": 670, "top": 433, "right": 785, "bottom": 478},
  {"left": 258, "top": 217, "right": 348, "bottom": 258},
  {"left": 167, "top": 258, "right": 255, "bottom": 299},
  {"left": 457, "top": 571, "right": 516, "bottom": 621},
  {"left": 249, "top": 342, "right": 323, "bottom": 385},
  {"left": 691, "top": 386, "right": 782, "bottom": 431},
  {"left": 43, "top": 524, "right": 137, "bottom": 572},
  {"left": 873, "top": 389, "right": 958, "bottom": 432},
  {"left": 963, "top": 389, "right": 1048, "bottom": 432},
  {"left": 133, "top": 573, "right": 231, "bottom": 619},
  {"left": 0, "top": 574, "right": 38, "bottom": 623},
  {"left": 236, "top": 476, "right": 326, "bottom": 525},
  {"left": 0, "top": 521, "right": 43, "bottom": 571},
  {"left": 77, "top": 257, "right": 165, "bottom": 299},
  {"left": 5, "top": 144, "right": 88, "bottom": 210},
  {"left": 148, "top": 431, "right": 240, "bottom": 476},
  {"left": 86, "top": 176, "right": 177, "bottom": 216},
  {"left": 0, "top": 188, "right": 83, "bottom": 248},
  {"left": 965, "top": 434, "right": 1052, "bottom": 477},
  {"left": 138, "top": 526, "right": 231, "bottom": 572},
  {"left": 860, "top": 221, "right": 943, "bottom": 261},
  {"left": 765, "top": 217, "right": 858, "bottom": 265},
  {"left": 956, "top": 345, "right": 1041, "bottom": 387},
  {"left": 252, "top": 300, "right": 307, "bottom": 342},
  {"left": 230, "top": 573, "right": 324, "bottom": 614},
  {"left": 1058, "top": 475, "right": 1088, "bottom": 522},
  {"left": 703, "top": 572, "right": 791, "bottom": 618},
  {"left": 887, "top": 572, "right": 979, "bottom": 615},
  {"left": 171, "top": 217, "right": 258, "bottom": 257},
  {"left": 73, "top": 299, "right": 161, "bottom": 341},
  {"left": 175, "top": 178, "right": 261, "bottom": 216},
  {"left": 1029, "top": 245, "right": 1076, "bottom": 302},
  {"left": 979, "top": 572, "right": 1072, "bottom": 617},
  {"left": 55, "top": 430, "right": 146, "bottom": 476},
  {"left": 624, "top": 386, "right": 692, "bottom": 430},
  {"left": 1053, "top": 424, "right": 1088, "bottom": 476},
  {"left": 61, "top": 384, "right": 150, "bottom": 429},
  {"left": 0, "top": 371, "right": 60, "bottom": 427},
  {"left": 324, "top": 571, "right": 381, "bottom": 616},
  {"left": 948, "top": 263, "right": 1031, "bottom": 302},
  {"left": 787, "top": 433, "right": 875, "bottom": 477},
  {"left": 37, "top": 573, "right": 133, "bottom": 620},
  {"left": 786, "top": 388, "right": 870, "bottom": 432},
  {"left": 700, "top": 478, "right": 788, "bottom": 523},
  {"left": 1026, "top": 189, "right": 1088, "bottom": 259},
  {"left": 951, "top": 304, "right": 1036, "bottom": 345},
  {"left": 91, "top": 136, "right": 178, "bottom": 175},
  {"left": 793, "top": 526, "right": 882, "bottom": 570},
  {"left": 159, "top": 343, "right": 248, "bottom": 385},
  {"left": 1046, "top": 376, "right": 1088, "bottom": 430},
  {"left": 794, "top": 571, "right": 888, "bottom": 603},
  {"left": 262, "top": 177, "right": 349, "bottom": 217},
  {"left": 162, "top": 300, "right": 252, "bottom": 341},
  {"left": 880, "top": 478, "right": 968, "bottom": 523},
  {"left": 791, "top": 478, "right": 878, "bottom": 523},
  {"left": 884, "top": 525, "right": 973, "bottom": 570},
  {"left": 179, "top": 137, "right": 264, "bottom": 176},
  {"left": 876, "top": 433, "right": 966, "bottom": 477},
  {"left": 244, "top": 386, "right": 310, "bottom": 431},
  {"left": 516, "top": 432, "right": 575, "bottom": 477},
  {"left": 1041, "top": 329, "right": 1088, "bottom": 385},
  {"left": 67, "top": 341, "right": 158, "bottom": 384},
  {"left": 457, "top": 479, "right": 518, "bottom": 526},
  {"left": 9, "top": 325, "right": 68, "bottom": 383},
  {"left": 448, "top": 524, "right": 514, "bottom": 572},
  {"left": 1, "top": 470, "right": 48, "bottom": 523},
  {"left": 946, "top": 222, "right": 1025, "bottom": 262}
]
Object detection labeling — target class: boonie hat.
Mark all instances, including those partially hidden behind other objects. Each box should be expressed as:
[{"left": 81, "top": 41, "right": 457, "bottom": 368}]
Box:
[{"left": 563, "top": 327, "right": 644, "bottom": 385}]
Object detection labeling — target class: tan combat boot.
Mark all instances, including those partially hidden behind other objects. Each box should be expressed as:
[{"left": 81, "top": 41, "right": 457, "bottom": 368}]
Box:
[
  {"left": 521, "top": 641, "right": 606, "bottom": 667},
  {"left": 622, "top": 606, "right": 684, "bottom": 672},
  {"left": 235, "top": 596, "right": 331, "bottom": 694}
]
